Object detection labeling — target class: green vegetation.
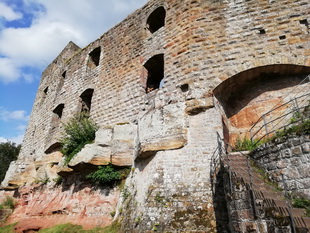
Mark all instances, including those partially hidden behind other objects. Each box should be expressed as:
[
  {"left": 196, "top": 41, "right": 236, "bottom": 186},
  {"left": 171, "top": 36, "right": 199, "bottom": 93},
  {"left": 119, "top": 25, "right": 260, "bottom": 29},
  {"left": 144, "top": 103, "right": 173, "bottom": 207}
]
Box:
[
  {"left": 121, "top": 186, "right": 130, "bottom": 200},
  {"left": 0, "top": 196, "right": 15, "bottom": 210},
  {"left": 34, "top": 174, "right": 50, "bottom": 185},
  {"left": 53, "top": 176, "right": 63, "bottom": 185},
  {"left": 154, "top": 192, "right": 165, "bottom": 205},
  {"left": 60, "top": 113, "right": 98, "bottom": 164},
  {"left": 0, "top": 223, "right": 16, "bottom": 233},
  {"left": 0, "top": 141, "right": 20, "bottom": 182},
  {"left": 37, "top": 222, "right": 121, "bottom": 233},
  {"left": 233, "top": 118, "right": 310, "bottom": 152},
  {"left": 233, "top": 137, "right": 265, "bottom": 152},
  {"left": 250, "top": 161, "right": 283, "bottom": 192},
  {"left": 86, "top": 164, "right": 130, "bottom": 186},
  {"left": 292, "top": 197, "right": 310, "bottom": 217},
  {"left": 271, "top": 118, "right": 310, "bottom": 140}
]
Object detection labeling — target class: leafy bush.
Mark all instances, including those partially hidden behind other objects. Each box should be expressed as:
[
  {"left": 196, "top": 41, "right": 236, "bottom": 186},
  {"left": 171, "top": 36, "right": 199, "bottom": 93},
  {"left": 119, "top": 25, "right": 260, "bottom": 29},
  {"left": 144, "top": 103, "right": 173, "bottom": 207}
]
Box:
[
  {"left": 0, "top": 142, "right": 20, "bottom": 182},
  {"left": 86, "top": 164, "right": 130, "bottom": 186},
  {"left": 60, "top": 113, "right": 98, "bottom": 164}
]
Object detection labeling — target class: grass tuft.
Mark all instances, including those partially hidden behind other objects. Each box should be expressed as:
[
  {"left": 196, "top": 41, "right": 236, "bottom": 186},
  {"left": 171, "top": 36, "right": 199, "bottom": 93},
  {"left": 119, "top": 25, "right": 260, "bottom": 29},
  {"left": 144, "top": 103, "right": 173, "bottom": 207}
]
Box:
[{"left": 37, "top": 222, "right": 121, "bottom": 233}]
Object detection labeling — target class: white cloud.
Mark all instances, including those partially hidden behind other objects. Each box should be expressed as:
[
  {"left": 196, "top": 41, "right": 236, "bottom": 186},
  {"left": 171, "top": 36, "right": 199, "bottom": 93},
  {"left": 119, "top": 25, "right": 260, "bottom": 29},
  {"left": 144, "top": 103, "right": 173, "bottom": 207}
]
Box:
[
  {"left": 0, "top": 107, "right": 29, "bottom": 121},
  {"left": 0, "top": 0, "right": 148, "bottom": 83},
  {"left": 0, "top": 2, "right": 22, "bottom": 21},
  {"left": 0, "top": 134, "right": 24, "bottom": 144},
  {"left": 0, "top": 57, "right": 21, "bottom": 83}
]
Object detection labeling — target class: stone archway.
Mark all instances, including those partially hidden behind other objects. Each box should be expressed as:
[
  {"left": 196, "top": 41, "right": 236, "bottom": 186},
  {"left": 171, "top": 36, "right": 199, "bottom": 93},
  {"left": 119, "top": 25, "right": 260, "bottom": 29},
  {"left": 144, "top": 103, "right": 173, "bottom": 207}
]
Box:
[{"left": 213, "top": 64, "right": 310, "bottom": 145}]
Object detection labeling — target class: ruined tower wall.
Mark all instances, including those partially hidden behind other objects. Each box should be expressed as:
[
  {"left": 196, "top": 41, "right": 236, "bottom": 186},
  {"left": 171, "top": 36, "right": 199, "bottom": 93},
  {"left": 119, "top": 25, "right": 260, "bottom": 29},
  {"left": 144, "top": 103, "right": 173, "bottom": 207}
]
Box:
[
  {"left": 2, "top": 0, "right": 310, "bottom": 231},
  {"left": 18, "top": 0, "right": 310, "bottom": 163}
]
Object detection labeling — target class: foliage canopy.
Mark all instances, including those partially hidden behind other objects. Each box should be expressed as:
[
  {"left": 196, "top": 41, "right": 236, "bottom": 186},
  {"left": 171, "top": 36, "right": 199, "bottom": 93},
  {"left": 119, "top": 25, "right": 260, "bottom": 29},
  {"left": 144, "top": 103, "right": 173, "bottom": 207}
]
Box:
[{"left": 0, "top": 141, "right": 20, "bottom": 182}]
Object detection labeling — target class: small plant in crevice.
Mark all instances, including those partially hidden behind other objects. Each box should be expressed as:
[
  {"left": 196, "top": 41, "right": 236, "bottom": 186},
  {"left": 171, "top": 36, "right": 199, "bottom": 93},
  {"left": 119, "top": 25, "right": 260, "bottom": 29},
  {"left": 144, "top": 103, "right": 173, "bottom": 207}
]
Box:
[
  {"left": 34, "top": 174, "right": 50, "bottom": 185},
  {"left": 233, "top": 136, "right": 265, "bottom": 152},
  {"left": 292, "top": 196, "right": 310, "bottom": 217},
  {"left": 86, "top": 164, "right": 130, "bottom": 186},
  {"left": 250, "top": 160, "right": 283, "bottom": 192},
  {"left": 122, "top": 186, "right": 130, "bottom": 201},
  {"left": 269, "top": 118, "right": 310, "bottom": 142},
  {"left": 60, "top": 113, "right": 98, "bottom": 164},
  {"left": 110, "top": 211, "right": 116, "bottom": 218},
  {"left": 154, "top": 192, "right": 165, "bottom": 205},
  {"left": 53, "top": 176, "right": 63, "bottom": 185},
  {"left": 0, "top": 196, "right": 15, "bottom": 210}
]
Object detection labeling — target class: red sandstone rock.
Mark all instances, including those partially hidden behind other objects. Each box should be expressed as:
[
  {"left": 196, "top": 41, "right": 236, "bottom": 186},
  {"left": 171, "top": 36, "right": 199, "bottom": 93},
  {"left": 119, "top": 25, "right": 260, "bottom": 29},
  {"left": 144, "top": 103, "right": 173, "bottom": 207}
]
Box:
[{"left": 6, "top": 184, "right": 119, "bottom": 231}]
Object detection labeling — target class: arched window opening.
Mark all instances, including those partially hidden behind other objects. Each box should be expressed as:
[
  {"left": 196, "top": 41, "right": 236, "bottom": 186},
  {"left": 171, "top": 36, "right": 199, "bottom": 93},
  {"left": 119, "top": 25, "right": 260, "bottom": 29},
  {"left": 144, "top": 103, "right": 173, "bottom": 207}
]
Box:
[
  {"left": 80, "top": 89, "right": 94, "bottom": 113},
  {"left": 146, "top": 7, "right": 166, "bottom": 33},
  {"left": 53, "top": 104, "right": 64, "bottom": 119},
  {"left": 144, "top": 54, "right": 164, "bottom": 93},
  {"left": 51, "top": 104, "right": 64, "bottom": 133},
  {"left": 89, "top": 47, "right": 101, "bottom": 67}
]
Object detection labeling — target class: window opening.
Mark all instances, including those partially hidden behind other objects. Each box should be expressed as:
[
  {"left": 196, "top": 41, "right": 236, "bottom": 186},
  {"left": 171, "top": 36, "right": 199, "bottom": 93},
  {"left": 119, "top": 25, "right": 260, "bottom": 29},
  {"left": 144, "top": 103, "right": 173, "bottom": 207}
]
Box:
[
  {"left": 300, "top": 19, "right": 308, "bottom": 26},
  {"left": 53, "top": 104, "right": 64, "bottom": 119},
  {"left": 80, "top": 89, "right": 94, "bottom": 113},
  {"left": 146, "top": 7, "right": 166, "bottom": 33},
  {"left": 180, "top": 84, "right": 189, "bottom": 92},
  {"left": 44, "top": 87, "right": 48, "bottom": 94},
  {"left": 144, "top": 54, "right": 164, "bottom": 93},
  {"left": 62, "top": 71, "right": 66, "bottom": 78},
  {"left": 279, "top": 35, "right": 286, "bottom": 40},
  {"left": 258, "top": 28, "right": 266, "bottom": 34},
  {"left": 89, "top": 47, "right": 101, "bottom": 67}
]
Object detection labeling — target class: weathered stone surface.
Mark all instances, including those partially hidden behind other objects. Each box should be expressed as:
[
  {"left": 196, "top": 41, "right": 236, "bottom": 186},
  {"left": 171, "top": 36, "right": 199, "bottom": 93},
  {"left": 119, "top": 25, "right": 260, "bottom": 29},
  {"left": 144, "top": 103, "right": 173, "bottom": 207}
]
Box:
[
  {"left": 69, "top": 144, "right": 111, "bottom": 167},
  {"left": 1, "top": 0, "right": 309, "bottom": 231},
  {"left": 7, "top": 184, "right": 119, "bottom": 232},
  {"left": 111, "top": 123, "right": 137, "bottom": 166},
  {"left": 185, "top": 98, "right": 214, "bottom": 115},
  {"left": 95, "top": 128, "right": 113, "bottom": 146},
  {"left": 137, "top": 103, "right": 187, "bottom": 158},
  {"left": 251, "top": 135, "right": 310, "bottom": 198}
]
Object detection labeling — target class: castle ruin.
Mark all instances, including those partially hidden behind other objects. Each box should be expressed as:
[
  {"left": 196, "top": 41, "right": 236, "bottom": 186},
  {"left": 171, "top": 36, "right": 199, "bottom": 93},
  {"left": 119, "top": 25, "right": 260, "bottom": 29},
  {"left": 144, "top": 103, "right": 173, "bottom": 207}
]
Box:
[{"left": 1, "top": 0, "right": 310, "bottom": 232}]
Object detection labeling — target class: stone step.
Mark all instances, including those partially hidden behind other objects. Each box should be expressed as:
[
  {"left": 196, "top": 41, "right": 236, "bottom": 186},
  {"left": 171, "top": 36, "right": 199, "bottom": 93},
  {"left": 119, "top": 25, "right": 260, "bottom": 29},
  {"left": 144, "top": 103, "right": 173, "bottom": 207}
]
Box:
[
  {"left": 226, "top": 154, "right": 309, "bottom": 228},
  {"left": 297, "top": 217, "right": 310, "bottom": 228}
]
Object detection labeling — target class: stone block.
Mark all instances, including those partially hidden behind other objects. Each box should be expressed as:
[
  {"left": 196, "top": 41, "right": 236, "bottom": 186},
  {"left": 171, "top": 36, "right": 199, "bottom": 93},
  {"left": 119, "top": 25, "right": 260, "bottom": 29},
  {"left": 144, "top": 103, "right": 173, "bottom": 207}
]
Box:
[
  {"left": 185, "top": 98, "right": 214, "bottom": 115},
  {"left": 137, "top": 103, "right": 187, "bottom": 159},
  {"left": 69, "top": 144, "right": 111, "bottom": 167},
  {"left": 111, "top": 123, "right": 137, "bottom": 166},
  {"left": 95, "top": 128, "right": 113, "bottom": 146}
]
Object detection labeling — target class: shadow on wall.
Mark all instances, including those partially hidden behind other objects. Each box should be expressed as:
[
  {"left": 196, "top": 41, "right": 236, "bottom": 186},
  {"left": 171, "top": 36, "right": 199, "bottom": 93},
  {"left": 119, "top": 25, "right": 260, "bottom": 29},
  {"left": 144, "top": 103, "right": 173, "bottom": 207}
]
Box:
[{"left": 213, "top": 64, "right": 310, "bottom": 145}]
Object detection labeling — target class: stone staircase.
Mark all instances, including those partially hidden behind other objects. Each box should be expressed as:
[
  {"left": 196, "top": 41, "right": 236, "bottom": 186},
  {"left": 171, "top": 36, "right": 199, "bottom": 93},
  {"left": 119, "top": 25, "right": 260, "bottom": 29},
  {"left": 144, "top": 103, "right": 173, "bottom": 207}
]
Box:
[{"left": 223, "top": 153, "right": 310, "bottom": 233}]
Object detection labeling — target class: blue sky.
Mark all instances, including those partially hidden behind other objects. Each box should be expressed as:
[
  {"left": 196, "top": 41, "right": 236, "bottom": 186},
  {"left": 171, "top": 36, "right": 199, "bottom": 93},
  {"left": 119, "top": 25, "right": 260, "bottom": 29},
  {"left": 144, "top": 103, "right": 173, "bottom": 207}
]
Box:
[{"left": 0, "top": 0, "right": 148, "bottom": 143}]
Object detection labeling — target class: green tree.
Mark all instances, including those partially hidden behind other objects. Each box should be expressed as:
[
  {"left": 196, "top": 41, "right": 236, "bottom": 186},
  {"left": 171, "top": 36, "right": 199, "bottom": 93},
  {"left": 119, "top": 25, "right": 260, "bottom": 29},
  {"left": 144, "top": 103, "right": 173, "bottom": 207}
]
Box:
[{"left": 0, "top": 141, "right": 21, "bottom": 182}]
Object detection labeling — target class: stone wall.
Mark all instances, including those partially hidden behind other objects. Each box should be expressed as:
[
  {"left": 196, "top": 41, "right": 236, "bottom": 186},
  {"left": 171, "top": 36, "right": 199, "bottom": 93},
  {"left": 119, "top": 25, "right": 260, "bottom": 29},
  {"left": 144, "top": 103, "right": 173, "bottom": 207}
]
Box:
[
  {"left": 14, "top": 0, "right": 310, "bottom": 169},
  {"left": 1, "top": 0, "right": 310, "bottom": 231},
  {"left": 251, "top": 135, "right": 310, "bottom": 198}
]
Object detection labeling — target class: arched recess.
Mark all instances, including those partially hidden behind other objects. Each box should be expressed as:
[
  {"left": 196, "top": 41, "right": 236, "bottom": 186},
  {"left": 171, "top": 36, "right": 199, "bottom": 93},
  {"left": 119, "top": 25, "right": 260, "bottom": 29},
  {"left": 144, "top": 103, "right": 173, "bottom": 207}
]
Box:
[
  {"left": 143, "top": 54, "right": 164, "bottom": 93},
  {"left": 45, "top": 142, "right": 61, "bottom": 154},
  {"left": 213, "top": 64, "right": 310, "bottom": 145},
  {"left": 80, "top": 88, "right": 94, "bottom": 113}
]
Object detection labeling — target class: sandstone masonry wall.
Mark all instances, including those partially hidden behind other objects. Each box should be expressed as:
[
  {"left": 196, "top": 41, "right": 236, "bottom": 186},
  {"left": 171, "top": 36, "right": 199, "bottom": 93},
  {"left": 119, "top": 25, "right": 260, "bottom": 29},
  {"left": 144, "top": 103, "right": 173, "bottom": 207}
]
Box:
[
  {"left": 251, "top": 135, "right": 310, "bottom": 198},
  {"left": 1, "top": 0, "right": 310, "bottom": 231}
]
